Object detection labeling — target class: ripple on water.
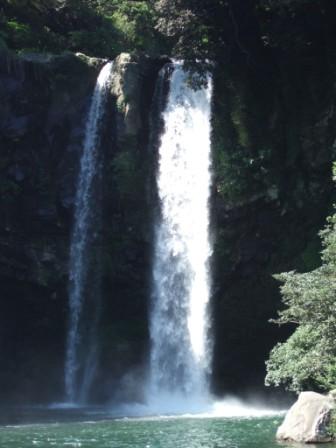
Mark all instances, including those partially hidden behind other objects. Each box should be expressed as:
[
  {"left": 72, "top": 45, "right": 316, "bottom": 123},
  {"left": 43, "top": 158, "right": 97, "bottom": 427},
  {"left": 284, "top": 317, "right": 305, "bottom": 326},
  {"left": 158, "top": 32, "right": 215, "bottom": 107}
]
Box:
[{"left": 0, "top": 414, "right": 298, "bottom": 448}]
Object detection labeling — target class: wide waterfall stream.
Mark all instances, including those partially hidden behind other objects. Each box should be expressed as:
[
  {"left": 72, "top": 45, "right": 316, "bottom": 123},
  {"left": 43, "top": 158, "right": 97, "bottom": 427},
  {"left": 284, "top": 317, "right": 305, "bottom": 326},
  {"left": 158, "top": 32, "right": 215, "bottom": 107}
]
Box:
[{"left": 148, "top": 63, "right": 213, "bottom": 413}]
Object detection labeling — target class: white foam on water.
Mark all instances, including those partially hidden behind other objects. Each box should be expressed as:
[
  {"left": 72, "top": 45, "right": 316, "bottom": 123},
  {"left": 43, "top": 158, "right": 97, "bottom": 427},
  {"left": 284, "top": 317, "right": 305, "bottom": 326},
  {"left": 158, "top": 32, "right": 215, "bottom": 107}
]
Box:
[
  {"left": 111, "top": 396, "right": 286, "bottom": 420},
  {"left": 47, "top": 402, "right": 83, "bottom": 410}
]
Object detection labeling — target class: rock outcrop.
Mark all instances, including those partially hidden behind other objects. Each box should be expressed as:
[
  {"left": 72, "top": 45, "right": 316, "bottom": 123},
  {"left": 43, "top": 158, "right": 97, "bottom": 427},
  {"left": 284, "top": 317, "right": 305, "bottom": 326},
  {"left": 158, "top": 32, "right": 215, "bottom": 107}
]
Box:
[
  {"left": 110, "top": 52, "right": 168, "bottom": 141},
  {"left": 276, "top": 392, "right": 335, "bottom": 443}
]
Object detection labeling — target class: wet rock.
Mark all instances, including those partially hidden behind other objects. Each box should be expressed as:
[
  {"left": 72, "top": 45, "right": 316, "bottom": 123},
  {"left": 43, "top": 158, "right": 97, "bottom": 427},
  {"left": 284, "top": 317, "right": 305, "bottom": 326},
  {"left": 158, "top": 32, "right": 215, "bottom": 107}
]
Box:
[
  {"left": 75, "top": 52, "right": 107, "bottom": 69},
  {"left": 110, "top": 53, "right": 143, "bottom": 138},
  {"left": 110, "top": 53, "right": 164, "bottom": 141}
]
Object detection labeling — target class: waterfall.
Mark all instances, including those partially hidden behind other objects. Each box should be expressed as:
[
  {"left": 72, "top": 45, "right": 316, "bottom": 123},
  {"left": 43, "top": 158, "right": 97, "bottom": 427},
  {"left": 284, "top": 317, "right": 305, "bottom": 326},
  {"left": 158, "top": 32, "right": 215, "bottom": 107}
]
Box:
[
  {"left": 65, "top": 61, "right": 114, "bottom": 404},
  {"left": 148, "top": 63, "right": 213, "bottom": 411}
]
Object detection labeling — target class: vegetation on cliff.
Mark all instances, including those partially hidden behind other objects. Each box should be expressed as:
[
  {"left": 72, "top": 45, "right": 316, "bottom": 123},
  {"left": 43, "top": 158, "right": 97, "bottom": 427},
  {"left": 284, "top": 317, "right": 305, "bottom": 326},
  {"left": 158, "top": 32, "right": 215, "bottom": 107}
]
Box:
[
  {"left": 266, "top": 166, "right": 336, "bottom": 393},
  {"left": 2, "top": 0, "right": 336, "bottom": 66},
  {"left": 0, "top": 0, "right": 163, "bottom": 57}
]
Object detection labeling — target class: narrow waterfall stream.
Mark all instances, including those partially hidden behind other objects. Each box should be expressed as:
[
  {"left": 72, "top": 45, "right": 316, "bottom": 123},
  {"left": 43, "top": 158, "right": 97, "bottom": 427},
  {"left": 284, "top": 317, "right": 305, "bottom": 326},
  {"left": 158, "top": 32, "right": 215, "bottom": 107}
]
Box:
[
  {"left": 148, "top": 63, "right": 213, "bottom": 412},
  {"left": 65, "top": 61, "right": 114, "bottom": 404}
]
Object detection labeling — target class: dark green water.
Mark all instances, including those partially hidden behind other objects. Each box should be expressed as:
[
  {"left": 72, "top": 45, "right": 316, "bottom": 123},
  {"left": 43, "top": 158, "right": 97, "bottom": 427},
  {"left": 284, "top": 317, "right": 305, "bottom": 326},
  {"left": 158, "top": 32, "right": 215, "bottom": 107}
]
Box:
[{"left": 2, "top": 415, "right": 336, "bottom": 448}]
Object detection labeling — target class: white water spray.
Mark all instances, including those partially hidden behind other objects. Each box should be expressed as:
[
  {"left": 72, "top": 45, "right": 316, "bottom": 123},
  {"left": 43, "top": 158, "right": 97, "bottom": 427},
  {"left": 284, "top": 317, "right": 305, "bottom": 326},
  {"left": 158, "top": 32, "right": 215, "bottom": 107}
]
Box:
[
  {"left": 65, "top": 61, "right": 114, "bottom": 404},
  {"left": 148, "top": 63, "right": 213, "bottom": 410}
]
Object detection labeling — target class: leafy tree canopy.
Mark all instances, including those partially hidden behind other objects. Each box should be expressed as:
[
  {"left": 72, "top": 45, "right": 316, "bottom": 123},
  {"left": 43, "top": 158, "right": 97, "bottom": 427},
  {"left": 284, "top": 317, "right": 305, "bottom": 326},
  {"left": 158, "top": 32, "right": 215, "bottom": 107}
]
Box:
[
  {"left": 1, "top": 0, "right": 335, "bottom": 66},
  {"left": 0, "top": 0, "right": 161, "bottom": 57}
]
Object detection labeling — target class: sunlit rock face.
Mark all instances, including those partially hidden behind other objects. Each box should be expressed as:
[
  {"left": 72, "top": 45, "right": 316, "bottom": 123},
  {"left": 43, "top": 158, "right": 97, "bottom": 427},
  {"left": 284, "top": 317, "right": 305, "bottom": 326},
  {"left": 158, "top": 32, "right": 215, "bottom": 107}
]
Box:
[{"left": 110, "top": 53, "right": 169, "bottom": 141}]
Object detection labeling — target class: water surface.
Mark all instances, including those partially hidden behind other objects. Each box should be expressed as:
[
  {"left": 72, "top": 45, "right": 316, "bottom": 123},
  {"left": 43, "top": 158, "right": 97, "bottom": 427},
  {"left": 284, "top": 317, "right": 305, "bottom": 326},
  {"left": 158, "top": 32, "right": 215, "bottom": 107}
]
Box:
[{"left": 2, "top": 414, "right": 335, "bottom": 448}]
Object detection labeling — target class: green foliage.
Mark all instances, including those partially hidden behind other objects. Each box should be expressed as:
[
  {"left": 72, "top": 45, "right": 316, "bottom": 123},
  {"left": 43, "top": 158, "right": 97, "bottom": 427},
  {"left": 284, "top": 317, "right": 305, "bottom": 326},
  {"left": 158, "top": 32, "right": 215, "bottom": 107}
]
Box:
[
  {"left": 6, "top": 20, "right": 31, "bottom": 44},
  {"left": 1, "top": 0, "right": 333, "bottom": 70},
  {"left": 67, "top": 26, "right": 119, "bottom": 57},
  {"left": 266, "top": 174, "right": 336, "bottom": 392},
  {"left": 3, "top": 19, "right": 37, "bottom": 51},
  {"left": 327, "top": 410, "right": 336, "bottom": 438},
  {"left": 213, "top": 137, "right": 273, "bottom": 204},
  {"left": 213, "top": 147, "right": 257, "bottom": 201},
  {"left": 106, "top": 1, "right": 161, "bottom": 55},
  {"left": 2, "top": 19, "right": 66, "bottom": 53},
  {"left": 265, "top": 324, "right": 335, "bottom": 392},
  {"left": 0, "top": 0, "right": 162, "bottom": 57},
  {"left": 153, "top": 0, "right": 213, "bottom": 64}
]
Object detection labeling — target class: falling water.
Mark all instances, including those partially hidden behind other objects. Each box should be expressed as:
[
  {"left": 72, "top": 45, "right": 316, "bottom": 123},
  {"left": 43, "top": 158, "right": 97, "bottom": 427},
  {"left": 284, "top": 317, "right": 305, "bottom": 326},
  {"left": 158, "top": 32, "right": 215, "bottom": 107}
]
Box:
[
  {"left": 65, "top": 61, "right": 114, "bottom": 404},
  {"left": 148, "top": 63, "right": 213, "bottom": 411}
]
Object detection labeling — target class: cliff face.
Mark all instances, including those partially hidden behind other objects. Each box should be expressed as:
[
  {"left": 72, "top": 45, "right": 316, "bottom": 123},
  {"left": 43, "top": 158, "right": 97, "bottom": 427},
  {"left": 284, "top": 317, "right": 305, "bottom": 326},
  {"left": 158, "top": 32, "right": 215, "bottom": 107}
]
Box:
[
  {"left": 96, "top": 53, "right": 164, "bottom": 403},
  {"left": 0, "top": 50, "right": 162, "bottom": 403},
  {"left": 211, "top": 53, "right": 336, "bottom": 395},
  {"left": 0, "top": 48, "right": 334, "bottom": 404},
  {"left": 0, "top": 51, "right": 100, "bottom": 402}
]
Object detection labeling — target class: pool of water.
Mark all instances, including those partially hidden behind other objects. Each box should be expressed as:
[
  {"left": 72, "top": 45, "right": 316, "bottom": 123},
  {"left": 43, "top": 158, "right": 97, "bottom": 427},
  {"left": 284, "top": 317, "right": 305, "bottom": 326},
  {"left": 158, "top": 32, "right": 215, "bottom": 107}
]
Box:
[{"left": 1, "top": 414, "right": 336, "bottom": 448}]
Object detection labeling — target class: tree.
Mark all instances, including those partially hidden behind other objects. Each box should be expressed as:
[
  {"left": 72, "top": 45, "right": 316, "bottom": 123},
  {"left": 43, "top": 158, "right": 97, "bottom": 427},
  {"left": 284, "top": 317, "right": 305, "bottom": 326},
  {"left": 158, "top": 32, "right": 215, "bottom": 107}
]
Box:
[{"left": 265, "top": 166, "right": 336, "bottom": 392}]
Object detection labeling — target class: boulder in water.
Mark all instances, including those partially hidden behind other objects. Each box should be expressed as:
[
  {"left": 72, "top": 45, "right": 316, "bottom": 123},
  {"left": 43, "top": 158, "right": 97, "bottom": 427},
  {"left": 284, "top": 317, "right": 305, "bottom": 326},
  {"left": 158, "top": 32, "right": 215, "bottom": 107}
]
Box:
[{"left": 276, "top": 391, "right": 335, "bottom": 443}]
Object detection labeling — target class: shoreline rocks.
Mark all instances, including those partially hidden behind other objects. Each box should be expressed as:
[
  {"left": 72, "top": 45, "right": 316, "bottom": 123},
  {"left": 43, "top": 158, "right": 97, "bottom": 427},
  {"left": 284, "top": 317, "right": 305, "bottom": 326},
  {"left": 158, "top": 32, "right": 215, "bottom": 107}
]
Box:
[{"left": 276, "top": 391, "right": 335, "bottom": 443}]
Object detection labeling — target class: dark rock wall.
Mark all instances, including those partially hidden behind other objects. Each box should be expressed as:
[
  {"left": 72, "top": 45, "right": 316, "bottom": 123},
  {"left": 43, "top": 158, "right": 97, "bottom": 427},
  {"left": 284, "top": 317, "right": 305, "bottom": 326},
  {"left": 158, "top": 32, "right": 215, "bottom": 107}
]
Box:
[
  {"left": 211, "top": 50, "right": 336, "bottom": 396},
  {"left": 95, "top": 53, "right": 165, "bottom": 403},
  {"left": 0, "top": 50, "right": 165, "bottom": 404},
  {"left": 0, "top": 51, "right": 101, "bottom": 403}
]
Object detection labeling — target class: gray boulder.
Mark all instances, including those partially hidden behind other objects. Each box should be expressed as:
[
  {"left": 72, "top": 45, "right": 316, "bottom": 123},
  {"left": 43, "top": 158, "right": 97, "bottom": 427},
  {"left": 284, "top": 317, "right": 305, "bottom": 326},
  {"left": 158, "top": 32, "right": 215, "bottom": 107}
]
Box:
[{"left": 277, "top": 391, "right": 335, "bottom": 443}]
